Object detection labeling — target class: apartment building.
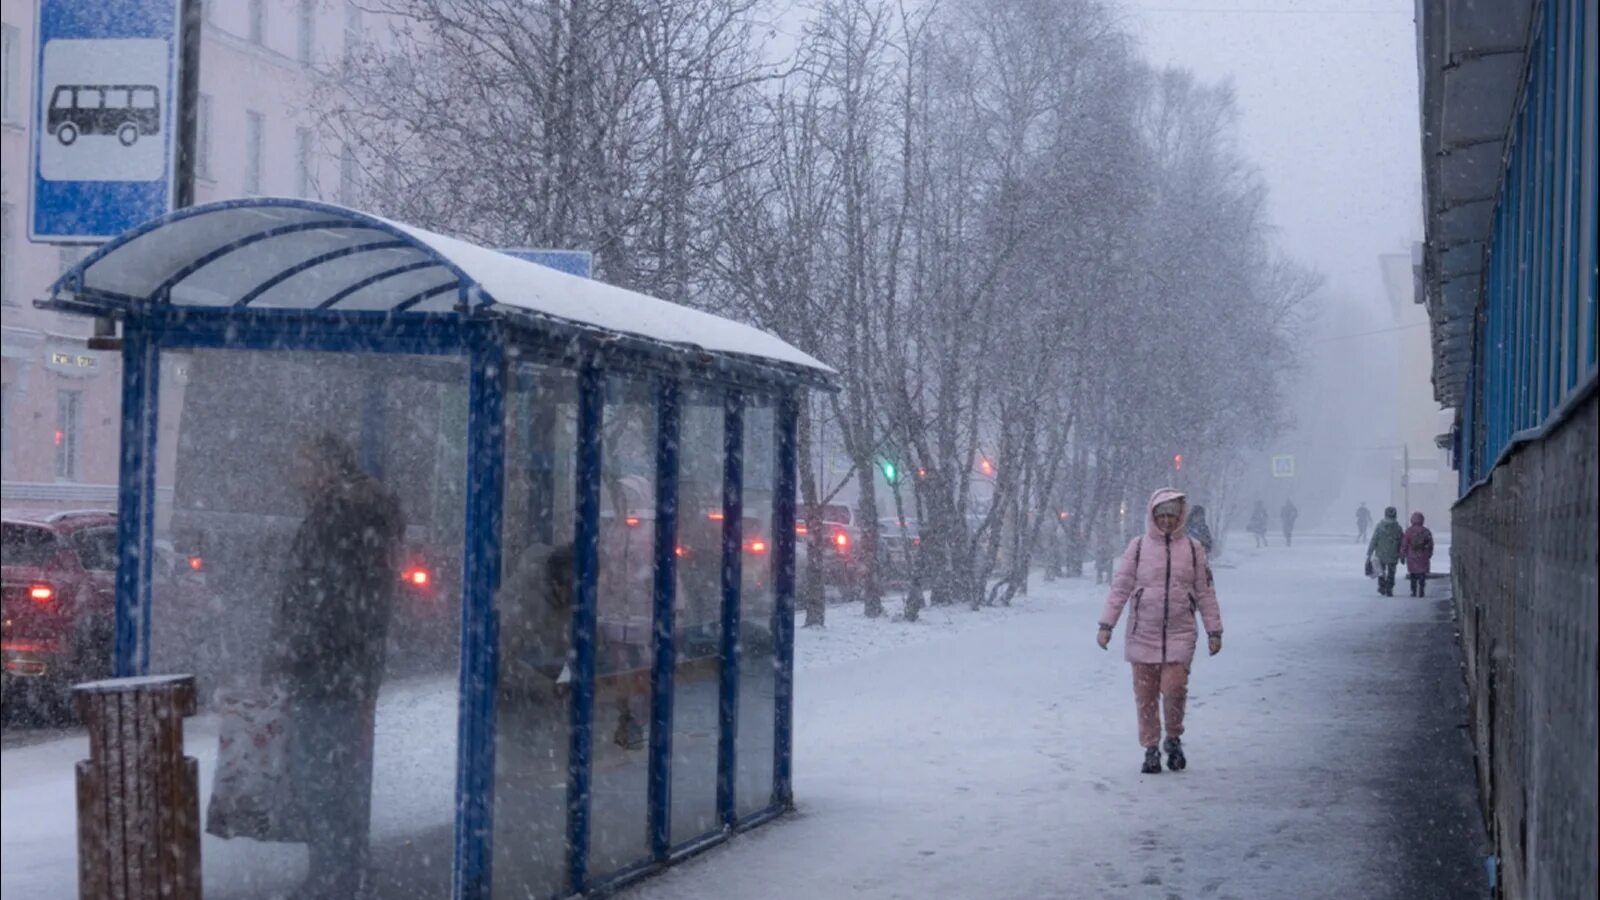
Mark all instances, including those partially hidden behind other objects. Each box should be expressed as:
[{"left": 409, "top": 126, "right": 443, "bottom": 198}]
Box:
[{"left": 2, "top": 0, "right": 372, "bottom": 514}]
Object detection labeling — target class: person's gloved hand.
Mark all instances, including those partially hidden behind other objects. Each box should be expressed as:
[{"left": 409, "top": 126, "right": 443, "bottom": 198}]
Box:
[
  {"left": 1208, "top": 634, "right": 1222, "bottom": 656},
  {"left": 1096, "top": 626, "right": 1112, "bottom": 650}
]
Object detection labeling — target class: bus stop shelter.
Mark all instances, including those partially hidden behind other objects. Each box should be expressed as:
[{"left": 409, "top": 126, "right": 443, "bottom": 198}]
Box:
[{"left": 41, "top": 197, "right": 833, "bottom": 900}]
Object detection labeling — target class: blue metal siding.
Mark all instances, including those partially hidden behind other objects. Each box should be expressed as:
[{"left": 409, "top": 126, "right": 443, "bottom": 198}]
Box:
[{"left": 1465, "top": 0, "right": 1598, "bottom": 488}]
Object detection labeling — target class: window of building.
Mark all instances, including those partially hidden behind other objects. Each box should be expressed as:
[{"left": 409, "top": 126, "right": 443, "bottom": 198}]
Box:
[
  {"left": 196, "top": 92, "right": 214, "bottom": 179},
  {"left": 248, "top": 0, "right": 265, "bottom": 45},
  {"left": 344, "top": 2, "right": 363, "bottom": 65},
  {"left": 296, "top": 127, "right": 316, "bottom": 198},
  {"left": 340, "top": 145, "right": 359, "bottom": 204},
  {"left": 298, "top": 0, "right": 315, "bottom": 63},
  {"left": 1, "top": 203, "right": 14, "bottom": 308},
  {"left": 2, "top": 23, "right": 21, "bottom": 124},
  {"left": 245, "top": 110, "right": 264, "bottom": 193},
  {"left": 56, "top": 390, "right": 81, "bottom": 481}
]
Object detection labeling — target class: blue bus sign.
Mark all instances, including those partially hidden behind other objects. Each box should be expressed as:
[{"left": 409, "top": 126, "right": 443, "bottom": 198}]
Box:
[
  {"left": 29, "top": 0, "right": 184, "bottom": 243},
  {"left": 500, "top": 248, "right": 594, "bottom": 279}
]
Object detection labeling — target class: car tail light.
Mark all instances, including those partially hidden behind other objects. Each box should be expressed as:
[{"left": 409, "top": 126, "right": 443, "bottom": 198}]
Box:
[
  {"left": 624, "top": 516, "right": 641, "bottom": 527},
  {"left": 188, "top": 555, "right": 204, "bottom": 571},
  {"left": 833, "top": 530, "right": 849, "bottom": 551},
  {"left": 29, "top": 585, "right": 54, "bottom": 603},
  {"left": 675, "top": 546, "right": 687, "bottom": 558},
  {"left": 403, "top": 567, "right": 430, "bottom": 587},
  {"left": 795, "top": 523, "right": 809, "bottom": 536},
  {"left": 746, "top": 539, "right": 768, "bottom": 555},
  {"left": 707, "top": 511, "right": 725, "bottom": 521},
  {"left": 912, "top": 537, "right": 921, "bottom": 545}
]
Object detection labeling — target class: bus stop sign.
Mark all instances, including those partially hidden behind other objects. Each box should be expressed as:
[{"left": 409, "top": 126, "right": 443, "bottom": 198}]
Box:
[
  {"left": 29, "top": 0, "right": 184, "bottom": 243},
  {"left": 1271, "top": 454, "right": 1295, "bottom": 478}
]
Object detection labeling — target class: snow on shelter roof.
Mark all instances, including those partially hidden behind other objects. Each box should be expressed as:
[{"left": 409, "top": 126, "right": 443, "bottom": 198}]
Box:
[{"left": 45, "top": 198, "right": 833, "bottom": 381}]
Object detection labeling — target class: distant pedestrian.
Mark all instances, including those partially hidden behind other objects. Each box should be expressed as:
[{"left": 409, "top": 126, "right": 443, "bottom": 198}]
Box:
[
  {"left": 1096, "top": 488, "right": 1224, "bottom": 775},
  {"left": 1186, "top": 504, "right": 1214, "bottom": 554},
  {"left": 1280, "top": 499, "right": 1298, "bottom": 547},
  {"left": 1355, "top": 502, "right": 1372, "bottom": 544},
  {"left": 1248, "top": 501, "right": 1269, "bottom": 548},
  {"left": 1366, "top": 506, "right": 1404, "bottom": 597},
  {"left": 1400, "top": 512, "right": 1435, "bottom": 597}
]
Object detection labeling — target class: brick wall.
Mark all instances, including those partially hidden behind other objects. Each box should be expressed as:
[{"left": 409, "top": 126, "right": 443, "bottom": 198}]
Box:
[{"left": 1452, "top": 388, "right": 1598, "bottom": 900}]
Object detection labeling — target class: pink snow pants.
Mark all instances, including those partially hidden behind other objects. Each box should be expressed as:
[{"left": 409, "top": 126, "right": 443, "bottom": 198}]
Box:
[{"left": 1131, "top": 662, "right": 1190, "bottom": 748}]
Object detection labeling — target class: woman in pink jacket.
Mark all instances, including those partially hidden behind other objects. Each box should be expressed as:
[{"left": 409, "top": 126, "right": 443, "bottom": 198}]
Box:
[
  {"left": 1096, "top": 488, "right": 1225, "bottom": 774},
  {"left": 1400, "top": 512, "right": 1435, "bottom": 597}
]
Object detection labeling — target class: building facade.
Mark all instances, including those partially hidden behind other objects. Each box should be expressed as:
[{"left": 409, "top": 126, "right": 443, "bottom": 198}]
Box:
[
  {"left": 1378, "top": 247, "right": 1455, "bottom": 530},
  {"left": 2, "top": 0, "right": 373, "bottom": 515},
  {"left": 1417, "top": 1, "right": 1597, "bottom": 898}
]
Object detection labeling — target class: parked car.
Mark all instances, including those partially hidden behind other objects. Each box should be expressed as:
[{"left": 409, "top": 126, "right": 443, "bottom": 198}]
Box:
[
  {"left": 2, "top": 510, "right": 210, "bottom": 716},
  {"left": 797, "top": 504, "right": 866, "bottom": 601}
]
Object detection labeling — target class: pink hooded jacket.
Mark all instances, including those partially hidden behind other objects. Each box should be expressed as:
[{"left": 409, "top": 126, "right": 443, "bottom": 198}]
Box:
[{"left": 1098, "top": 488, "right": 1224, "bottom": 665}]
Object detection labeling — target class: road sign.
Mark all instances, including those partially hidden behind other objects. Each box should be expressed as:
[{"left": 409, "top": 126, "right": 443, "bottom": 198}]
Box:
[
  {"left": 1271, "top": 454, "right": 1295, "bottom": 478},
  {"left": 500, "top": 248, "right": 594, "bottom": 278},
  {"left": 29, "top": 0, "right": 184, "bottom": 243}
]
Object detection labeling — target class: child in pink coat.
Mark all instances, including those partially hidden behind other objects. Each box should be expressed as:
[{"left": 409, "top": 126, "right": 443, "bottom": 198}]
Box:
[{"left": 1096, "top": 488, "right": 1225, "bottom": 774}]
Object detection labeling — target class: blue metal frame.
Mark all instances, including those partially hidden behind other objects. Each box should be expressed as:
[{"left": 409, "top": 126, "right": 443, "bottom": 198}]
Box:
[
  {"left": 772, "top": 393, "right": 799, "bottom": 808},
  {"left": 649, "top": 378, "right": 681, "bottom": 860},
  {"left": 717, "top": 390, "right": 744, "bottom": 828},
  {"left": 568, "top": 362, "right": 605, "bottom": 894},
  {"left": 112, "top": 319, "right": 158, "bottom": 677},
  {"left": 320, "top": 260, "right": 444, "bottom": 309},
  {"left": 454, "top": 334, "right": 508, "bottom": 900},
  {"left": 1464, "top": 0, "right": 1598, "bottom": 487}
]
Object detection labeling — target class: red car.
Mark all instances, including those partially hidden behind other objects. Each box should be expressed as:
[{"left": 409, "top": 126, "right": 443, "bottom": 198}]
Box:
[{"left": 2, "top": 510, "right": 210, "bottom": 714}]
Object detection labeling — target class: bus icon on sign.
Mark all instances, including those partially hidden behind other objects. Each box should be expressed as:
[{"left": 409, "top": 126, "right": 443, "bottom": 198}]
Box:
[{"left": 48, "top": 84, "right": 160, "bottom": 147}]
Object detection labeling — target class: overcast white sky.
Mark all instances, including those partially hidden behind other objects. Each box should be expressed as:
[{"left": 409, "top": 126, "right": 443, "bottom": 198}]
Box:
[{"left": 1123, "top": 0, "right": 1424, "bottom": 314}]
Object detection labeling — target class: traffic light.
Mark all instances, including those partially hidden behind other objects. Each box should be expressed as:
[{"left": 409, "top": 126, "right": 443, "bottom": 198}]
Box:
[
  {"left": 1174, "top": 453, "right": 1184, "bottom": 472},
  {"left": 881, "top": 459, "right": 899, "bottom": 484},
  {"left": 979, "top": 457, "right": 995, "bottom": 476}
]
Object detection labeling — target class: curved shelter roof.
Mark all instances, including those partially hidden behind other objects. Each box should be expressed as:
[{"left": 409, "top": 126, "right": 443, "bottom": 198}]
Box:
[{"left": 45, "top": 197, "right": 832, "bottom": 383}]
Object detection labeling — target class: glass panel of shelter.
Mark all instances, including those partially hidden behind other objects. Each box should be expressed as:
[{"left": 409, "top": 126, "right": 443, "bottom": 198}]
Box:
[
  {"left": 736, "top": 397, "right": 778, "bottom": 821},
  {"left": 493, "top": 364, "right": 579, "bottom": 899},
  {"left": 148, "top": 348, "right": 466, "bottom": 900},
  {"left": 587, "top": 375, "right": 657, "bottom": 881}
]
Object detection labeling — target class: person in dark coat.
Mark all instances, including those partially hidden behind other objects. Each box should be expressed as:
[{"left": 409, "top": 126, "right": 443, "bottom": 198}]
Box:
[
  {"left": 1355, "top": 502, "right": 1372, "bottom": 544},
  {"left": 265, "top": 432, "right": 404, "bottom": 898},
  {"left": 1280, "top": 499, "right": 1298, "bottom": 546},
  {"left": 1400, "top": 512, "right": 1436, "bottom": 597},
  {"left": 1186, "top": 504, "right": 1214, "bottom": 554},
  {"left": 1367, "top": 506, "right": 1404, "bottom": 596},
  {"left": 1248, "top": 501, "right": 1269, "bottom": 548}
]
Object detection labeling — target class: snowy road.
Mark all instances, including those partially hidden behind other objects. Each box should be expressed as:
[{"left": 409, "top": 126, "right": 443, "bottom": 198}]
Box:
[
  {"left": 1, "top": 536, "right": 1487, "bottom": 899},
  {"left": 625, "top": 536, "right": 1488, "bottom": 900}
]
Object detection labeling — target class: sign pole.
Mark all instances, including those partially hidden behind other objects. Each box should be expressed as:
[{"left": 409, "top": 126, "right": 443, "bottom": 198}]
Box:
[{"left": 174, "top": 0, "right": 201, "bottom": 210}]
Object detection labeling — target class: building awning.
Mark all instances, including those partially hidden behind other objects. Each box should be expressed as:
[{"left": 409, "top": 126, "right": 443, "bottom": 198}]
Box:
[
  {"left": 1415, "top": 0, "right": 1534, "bottom": 407},
  {"left": 42, "top": 197, "right": 833, "bottom": 382}
]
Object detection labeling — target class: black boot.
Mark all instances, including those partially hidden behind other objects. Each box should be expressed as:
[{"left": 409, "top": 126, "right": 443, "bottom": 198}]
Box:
[
  {"left": 1164, "top": 736, "right": 1186, "bottom": 771},
  {"left": 1141, "top": 746, "right": 1162, "bottom": 774}
]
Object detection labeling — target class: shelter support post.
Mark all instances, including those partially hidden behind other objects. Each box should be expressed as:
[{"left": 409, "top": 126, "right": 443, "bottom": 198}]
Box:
[
  {"left": 453, "top": 337, "right": 506, "bottom": 900},
  {"left": 717, "top": 391, "right": 745, "bottom": 828},
  {"left": 773, "top": 392, "right": 800, "bottom": 809},
  {"left": 649, "top": 379, "right": 681, "bottom": 859},
  {"left": 568, "top": 361, "right": 605, "bottom": 893},
  {"left": 114, "top": 319, "right": 160, "bottom": 677}
]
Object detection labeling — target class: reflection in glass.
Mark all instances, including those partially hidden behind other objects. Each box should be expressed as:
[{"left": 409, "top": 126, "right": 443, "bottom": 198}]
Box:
[
  {"left": 669, "top": 391, "right": 724, "bottom": 844},
  {"left": 736, "top": 399, "right": 778, "bottom": 820},
  {"left": 588, "top": 378, "right": 655, "bottom": 880},
  {"left": 494, "top": 365, "right": 578, "bottom": 898}
]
